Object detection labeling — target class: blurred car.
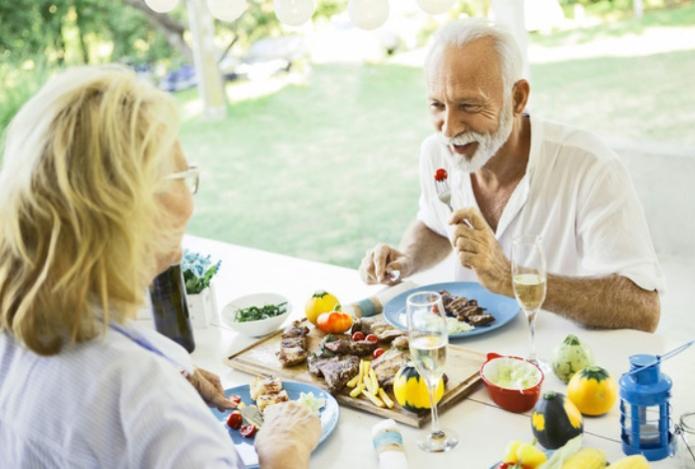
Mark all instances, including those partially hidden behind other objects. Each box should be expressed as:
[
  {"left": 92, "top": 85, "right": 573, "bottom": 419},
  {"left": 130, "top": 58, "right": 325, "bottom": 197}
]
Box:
[
  {"left": 159, "top": 35, "right": 307, "bottom": 92},
  {"left": 224, "top": 34, "right": 307, "bottom": 82},
  {"left": 159, "top": 64, "right": 197, "bottom": 92}
]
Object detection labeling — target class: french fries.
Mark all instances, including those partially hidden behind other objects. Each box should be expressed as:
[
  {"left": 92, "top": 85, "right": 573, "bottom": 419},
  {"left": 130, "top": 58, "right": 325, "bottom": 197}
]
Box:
[{"left": 346, "top": 359, "right": 394, "bottom": 409}]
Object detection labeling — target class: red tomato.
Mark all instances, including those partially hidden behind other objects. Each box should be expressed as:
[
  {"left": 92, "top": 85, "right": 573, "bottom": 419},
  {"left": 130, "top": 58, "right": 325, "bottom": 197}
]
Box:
[
  {"left": 240, "top": 424, "right": 257, "bottom": 438},
  {"left": 352, "top": 332, "right": 365, "bottom": 341},
  {"left": 226, "top": 411, "right": 243, "bottom": 430},
  {"left": 229, "top": 394, "right": 242, "bottom": 405},
  {"left": 372, "top": 348, "right": 386, "bottom": 359},
  {"left": 496, "top": 463, "right": 530, "bottom": 469},
  {"left": 365, "top": 334, "right": 378, "bottom": 343},
  {"left": 434, "top": 168, "right": 448, "bottom": 182},
  {"left": 316, "top": 310, "right": 354, "bottom": 334}
]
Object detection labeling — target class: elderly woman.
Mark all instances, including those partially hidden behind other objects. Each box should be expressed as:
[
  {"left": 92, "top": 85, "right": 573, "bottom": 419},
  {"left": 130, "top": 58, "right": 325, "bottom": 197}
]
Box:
[{"left": 0, "top": 66, "right": 320, "bottom": 468}]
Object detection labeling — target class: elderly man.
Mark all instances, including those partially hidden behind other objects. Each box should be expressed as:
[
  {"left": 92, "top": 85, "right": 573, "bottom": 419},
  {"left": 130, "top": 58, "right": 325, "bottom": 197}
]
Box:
[{"left": 359, "top": 19, "right": 663, "bottom": 332}]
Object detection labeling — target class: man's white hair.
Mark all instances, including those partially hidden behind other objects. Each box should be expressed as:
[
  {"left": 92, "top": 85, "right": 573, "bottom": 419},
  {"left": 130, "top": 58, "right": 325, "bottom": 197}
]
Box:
[{"left": 424, "top": 18, "right": 523, "bottom": 91}]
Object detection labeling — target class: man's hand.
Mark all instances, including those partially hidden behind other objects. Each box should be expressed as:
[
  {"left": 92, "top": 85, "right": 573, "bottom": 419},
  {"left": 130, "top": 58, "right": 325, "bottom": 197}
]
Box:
[
  {"left": 255, "top": 401, "right": 321, "bottom": 469},
  {"left": 359, "top": 243, "right": 414, "bottom": 285},
  {"left": 185, "top": 367, "right": 237, "bottom": 412},
  {"left": 449, "top": 207, "right": 513, "bottom": 296}
]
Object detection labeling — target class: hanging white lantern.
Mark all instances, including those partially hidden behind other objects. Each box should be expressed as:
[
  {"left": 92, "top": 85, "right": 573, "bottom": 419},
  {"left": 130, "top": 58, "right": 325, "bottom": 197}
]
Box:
[
  {"left": 348, "top": 0, "right": 389, "bottom": 30},
  {"left": 416, "top": 0, "right": 456, "bottom": 15},
  {"left": 274, "top": 0, "right": 315, "bottom": 26},
  {"left": 207, "top": 0, "right": 247, "bottom": 22},
  {"left": 144, "top": 0, "right": 180, "bottom": 14}
]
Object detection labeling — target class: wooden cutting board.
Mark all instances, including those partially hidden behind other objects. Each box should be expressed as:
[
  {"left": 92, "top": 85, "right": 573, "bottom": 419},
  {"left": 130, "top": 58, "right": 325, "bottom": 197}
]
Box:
[{"left": 223, "top": 319, "right": 485, "bottom": 428}]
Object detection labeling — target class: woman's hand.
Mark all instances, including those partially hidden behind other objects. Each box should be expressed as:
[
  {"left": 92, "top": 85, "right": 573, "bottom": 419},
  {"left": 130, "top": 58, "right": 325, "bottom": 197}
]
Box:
[
  {"left": 255, "top": 401, "right": 321, "bottom": 469},
  {"left": 185, "top": 367, "right": 237, "bottom": 412}
]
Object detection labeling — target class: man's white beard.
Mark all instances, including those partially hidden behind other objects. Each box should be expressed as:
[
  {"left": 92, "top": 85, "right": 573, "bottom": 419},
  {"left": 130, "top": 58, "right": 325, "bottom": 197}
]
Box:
[{"left": 437, "top": 96, "right": 514, "bottom": 173}]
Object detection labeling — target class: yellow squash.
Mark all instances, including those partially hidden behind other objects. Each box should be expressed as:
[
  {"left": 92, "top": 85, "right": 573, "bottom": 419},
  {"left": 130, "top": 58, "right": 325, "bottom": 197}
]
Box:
[
  {"left": 567, "top": 366, "right": 618, "bottom": 416},
  {"left": 561, "top": 448, "right": 607, "bottom": 469},
  {"left": 393, "top": 362, "right": 444, "bottom": 412},
  {"left": 305, "top": 290, "right": 340, "bottom": 325},
  {"left": 607, "top": 455, "right": 651, "bottom": 468}
]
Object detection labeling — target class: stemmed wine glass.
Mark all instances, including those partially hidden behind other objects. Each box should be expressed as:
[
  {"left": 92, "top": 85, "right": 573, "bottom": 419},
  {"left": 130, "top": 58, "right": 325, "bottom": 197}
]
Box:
[
  {"left": 511, "top": 235, "right": 547, "bottom": 368},
  {"left": 406, "top": 291, "right": 458, "bottom": 453}
]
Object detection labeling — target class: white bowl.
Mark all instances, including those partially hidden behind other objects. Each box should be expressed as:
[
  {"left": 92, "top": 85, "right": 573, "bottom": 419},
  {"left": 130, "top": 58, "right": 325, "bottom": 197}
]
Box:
[{"left": 221, "top": 292, "right": 291, "bottom": 337}]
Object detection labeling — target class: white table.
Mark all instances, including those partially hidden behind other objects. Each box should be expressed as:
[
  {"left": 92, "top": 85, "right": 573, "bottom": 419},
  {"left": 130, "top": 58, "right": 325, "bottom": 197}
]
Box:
[{"left": 182, "top": 235, "right": 694, "bottom": 468}]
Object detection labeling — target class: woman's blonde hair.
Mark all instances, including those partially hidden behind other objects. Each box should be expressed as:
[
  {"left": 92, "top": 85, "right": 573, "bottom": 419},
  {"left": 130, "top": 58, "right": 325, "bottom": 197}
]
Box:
[{"left": 0, "top": 65, "right": 181, "bottom": 355}]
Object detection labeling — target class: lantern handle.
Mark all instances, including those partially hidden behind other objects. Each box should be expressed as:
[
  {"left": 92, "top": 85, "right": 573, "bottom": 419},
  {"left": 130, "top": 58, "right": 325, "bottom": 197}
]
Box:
[
  {"left": 659, "top": 339, "right": 694, "bottom": 362},
  {"left": 625, "top": 339, "right": 694, "bottom": 376}
]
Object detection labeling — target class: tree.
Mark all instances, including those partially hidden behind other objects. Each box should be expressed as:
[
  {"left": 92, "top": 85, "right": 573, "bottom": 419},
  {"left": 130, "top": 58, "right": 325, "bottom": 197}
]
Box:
[
  {"left": 120, "top": 0, "right": 192, "bottom": 63},
  {"left": 0, "top": 0, "right": 181, "bottom": 65}
]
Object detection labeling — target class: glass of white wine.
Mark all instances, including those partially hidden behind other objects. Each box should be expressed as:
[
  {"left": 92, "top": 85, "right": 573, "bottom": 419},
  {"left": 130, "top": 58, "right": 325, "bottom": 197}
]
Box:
[
  {"left": 406, "top": 291, "right": 458, "bottom": 453},
  {"left": 511, "top": 235, "right": 547, "bottom": 367}
]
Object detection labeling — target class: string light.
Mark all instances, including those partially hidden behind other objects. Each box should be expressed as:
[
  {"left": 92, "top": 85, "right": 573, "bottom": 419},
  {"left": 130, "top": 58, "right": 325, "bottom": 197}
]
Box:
[
  {"left": 207, "top": 0, "right": 247, "bottom": 22},
  {"left": 348, "top": 0, "right": 389, "bottom": 30},
  {"left": 273, "top": 0, "right": 315, "bottom": 26},
  {"left": 415, "top": 0, "right": 456, "bottom": 15},
  {"left": 144, "top": 0, "right": 180, "bottom": 14}
]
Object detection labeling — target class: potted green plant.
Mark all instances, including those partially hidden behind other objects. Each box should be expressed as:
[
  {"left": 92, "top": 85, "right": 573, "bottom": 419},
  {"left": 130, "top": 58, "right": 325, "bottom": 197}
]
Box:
[{"left": 181, "top": 249, "right": 221, "bottom": 328}]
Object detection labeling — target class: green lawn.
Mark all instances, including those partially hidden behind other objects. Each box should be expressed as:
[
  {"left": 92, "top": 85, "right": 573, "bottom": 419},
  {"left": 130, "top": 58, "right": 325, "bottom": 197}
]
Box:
[
  {"left": 181, "top": 5, "right": 695, "bottom": 268},
  {"left": 179, "top": 64, "right": 429, "bottom": 267}
]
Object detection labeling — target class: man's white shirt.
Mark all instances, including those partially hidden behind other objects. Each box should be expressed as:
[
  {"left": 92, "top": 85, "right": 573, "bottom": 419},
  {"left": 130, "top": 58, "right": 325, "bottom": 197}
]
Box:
[{"left": 417, "top": 114, "right": 665, "bottom": 293}]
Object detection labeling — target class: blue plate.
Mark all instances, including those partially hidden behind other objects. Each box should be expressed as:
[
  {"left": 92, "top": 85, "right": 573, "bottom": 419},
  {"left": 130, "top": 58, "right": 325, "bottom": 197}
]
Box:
[
  {"left": 383, "top": 282, "right": 519, "bottom": 339},
  {"left": 210, "top": 381, "right": 339, "bottom": 469}
]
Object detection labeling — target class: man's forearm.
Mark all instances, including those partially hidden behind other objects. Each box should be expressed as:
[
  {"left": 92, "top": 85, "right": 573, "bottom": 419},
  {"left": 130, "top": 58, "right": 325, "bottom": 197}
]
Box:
[
  {"left": 543, "top": 274, "right": 660, "bottom": 332},
  {"left": 399, "top": 220, "right": 452, "bottom": 275}
]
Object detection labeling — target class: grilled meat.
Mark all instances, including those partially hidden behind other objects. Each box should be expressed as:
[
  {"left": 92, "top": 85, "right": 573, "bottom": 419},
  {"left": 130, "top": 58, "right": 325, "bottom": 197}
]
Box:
[
  {"left": 438, "top": 290, "right": 492, "bottom": 326},
  {"left": 276, "top": 320, "right": 310, "bottom": 367},
  {"left": 391, "top": 335, "right": 409, "bottom": 349},
  {"left": 282, "top": 321, "right": 310, "bottom": 337},
  {"left": 468, "top": 314, "right": 495, "bottom": 327},
  {"left": 370, "top": 348, "right": 408, "bottom": 388},
  {"left": 351, "top": 318, "right": 407, "bottom": 343},
  {"left": 307, "top": 355, "right": 360, "bottom": 394},
  {"left": 324, "top": 338, "right": 377, "bottom": 356}
]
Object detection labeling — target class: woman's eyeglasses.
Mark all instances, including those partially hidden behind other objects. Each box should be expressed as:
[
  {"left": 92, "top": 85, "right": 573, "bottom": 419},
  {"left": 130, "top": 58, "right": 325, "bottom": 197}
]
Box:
[{"left": 167, "top": 166, "right": 200, "bottom": 195}]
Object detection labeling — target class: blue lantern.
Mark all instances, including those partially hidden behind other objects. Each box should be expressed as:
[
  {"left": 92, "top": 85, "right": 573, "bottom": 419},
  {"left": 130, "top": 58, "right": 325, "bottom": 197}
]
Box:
[{"left": 619, "top": 353, "right": 672, "bottom": 461}]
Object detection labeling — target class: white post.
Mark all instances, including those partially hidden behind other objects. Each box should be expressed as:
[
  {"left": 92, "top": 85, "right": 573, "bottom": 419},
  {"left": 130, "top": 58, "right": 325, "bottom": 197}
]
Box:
[
  {"left": 634, "top": 0, "right": 644, "bottom": 19},
  {"left": 490, "top": 0, "right": 530, "bottom": 82},
  {"left": 186, "top": 0, "right": 227, "bottom": 119}
]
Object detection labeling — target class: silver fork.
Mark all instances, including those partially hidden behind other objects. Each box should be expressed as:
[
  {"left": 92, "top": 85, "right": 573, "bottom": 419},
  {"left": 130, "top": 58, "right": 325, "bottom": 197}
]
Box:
[
  {"left": 240, "top": 405, "right": 264, "bottom": 428},
  {"left": 435, "top": 179, "right": 453, "bottom": 212},
  {"left": 435, "top": 177, "right": 474, "bottom": 228}
]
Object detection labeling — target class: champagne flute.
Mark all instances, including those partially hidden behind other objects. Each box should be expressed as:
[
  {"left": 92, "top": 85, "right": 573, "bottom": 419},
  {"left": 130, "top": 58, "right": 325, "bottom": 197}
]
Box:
[
  {"left": 406, "top": 291, "right": 458, "bottom": 453},
  {"left": 511, "top": 235, "right": 547, "bottom": 367}
]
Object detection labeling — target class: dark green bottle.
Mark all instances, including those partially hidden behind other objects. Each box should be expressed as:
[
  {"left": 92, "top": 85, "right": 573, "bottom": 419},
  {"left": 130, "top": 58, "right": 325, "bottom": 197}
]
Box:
[{"left": 149, "top": 264, "right": 195, "bottom": 353}]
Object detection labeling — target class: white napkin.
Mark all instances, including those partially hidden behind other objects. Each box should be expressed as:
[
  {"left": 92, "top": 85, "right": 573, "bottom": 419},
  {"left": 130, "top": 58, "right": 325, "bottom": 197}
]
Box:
[
  {"left": 371, "top": 419, "right": 408, "bottom": 469},
  {"left": 347, "top": 281, "right": 418, "bottom": 317}
]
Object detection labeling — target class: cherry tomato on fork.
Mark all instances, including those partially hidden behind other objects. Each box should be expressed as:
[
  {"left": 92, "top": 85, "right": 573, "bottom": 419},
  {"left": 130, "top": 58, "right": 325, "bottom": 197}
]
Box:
[
  {"left": 352, "top": 332, "right": 365, "bottom": 341},
  {"left": 240, "top": 424, "right": 257, "bottom": 438},
  {"left": 434, "top": 168, "right": 448, "bottom": 181}
]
